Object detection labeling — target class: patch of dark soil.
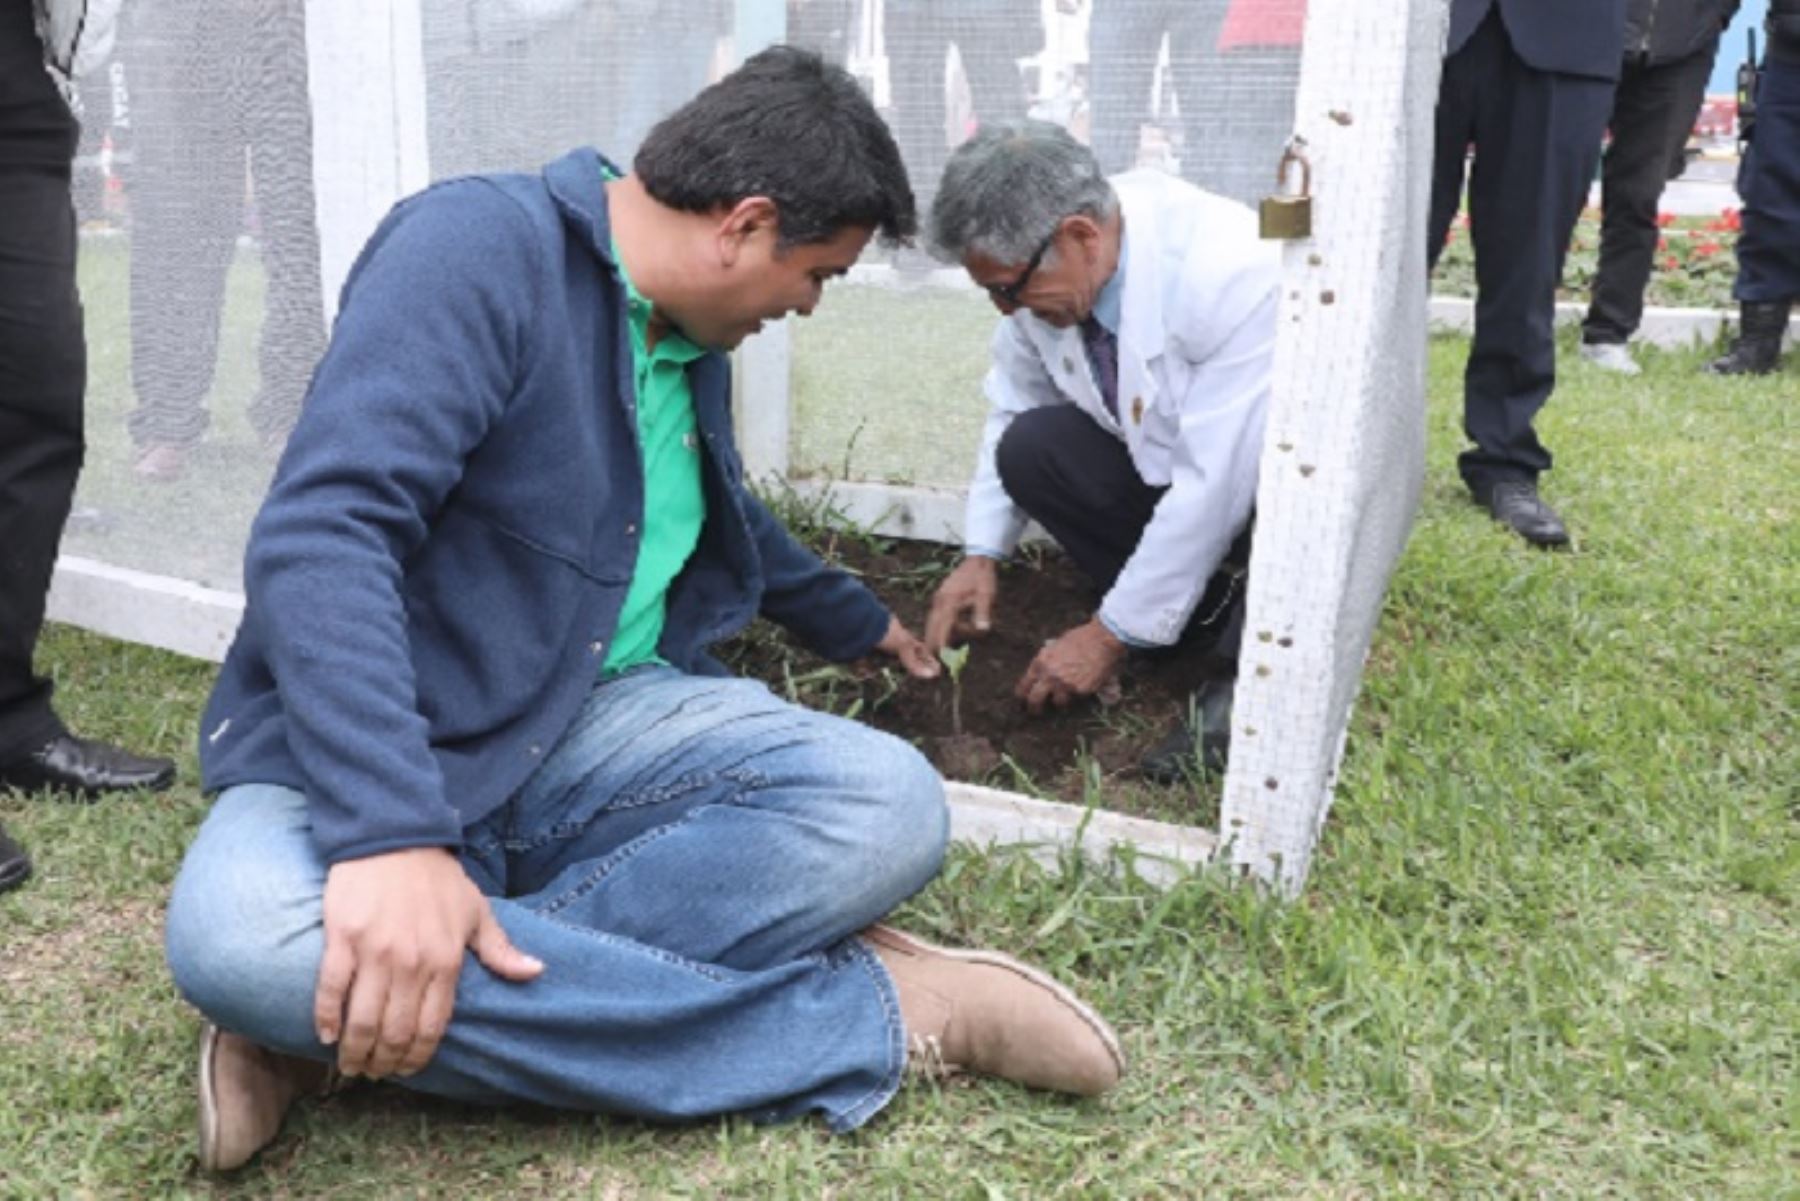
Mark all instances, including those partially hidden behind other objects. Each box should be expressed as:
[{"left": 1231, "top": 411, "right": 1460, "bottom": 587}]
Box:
[{"left": 717, "top": 538, "right": 1224, "bottom": 822}]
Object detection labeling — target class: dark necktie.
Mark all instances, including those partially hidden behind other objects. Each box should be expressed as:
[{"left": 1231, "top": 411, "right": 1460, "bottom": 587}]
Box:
[{"left": 1080, "top": 315, "right": 1120, "bottom": 422}]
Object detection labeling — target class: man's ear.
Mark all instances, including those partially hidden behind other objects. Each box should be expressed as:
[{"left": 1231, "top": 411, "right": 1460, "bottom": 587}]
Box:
[
  {"left": 716, "top": 196, "right": 780, "bottom": 267},
  {"left": 1061, "top": 214, "right": 1104, "bottom": 264}
]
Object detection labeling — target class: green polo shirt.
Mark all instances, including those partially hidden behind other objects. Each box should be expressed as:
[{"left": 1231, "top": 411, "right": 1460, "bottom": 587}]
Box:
[{"left": 602, "top": 235, "right": 707, "bottom": 676}]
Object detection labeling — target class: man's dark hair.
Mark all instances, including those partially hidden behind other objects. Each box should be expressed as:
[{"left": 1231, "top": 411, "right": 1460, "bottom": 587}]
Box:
[{"left": 634, "top": 45, "right": 916, "bottom": 247}]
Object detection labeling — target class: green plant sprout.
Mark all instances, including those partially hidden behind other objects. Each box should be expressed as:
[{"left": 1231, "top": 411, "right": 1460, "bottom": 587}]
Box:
[{"left": 937, "top": 644, "right": 971, "bottom": 737}]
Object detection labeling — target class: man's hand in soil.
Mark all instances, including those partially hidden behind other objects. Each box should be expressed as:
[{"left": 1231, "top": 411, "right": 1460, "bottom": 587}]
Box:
[
  {"left": 315, "top": 847, "right": 543, "bottom": 1079},
  {"left": 876, "top": 615, "right": 942, "bottom": 679},
  {"left": 1015, "top": 617, "right": 1127, "bottom": 714},
  {"left": 924, "top": 555, "right": 1000, "bottom": 652}
]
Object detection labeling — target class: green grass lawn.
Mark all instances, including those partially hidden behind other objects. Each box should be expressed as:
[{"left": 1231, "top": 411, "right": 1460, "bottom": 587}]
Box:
[{"left": 2, "top": 334, "right": 1795, "bottom": 1197}]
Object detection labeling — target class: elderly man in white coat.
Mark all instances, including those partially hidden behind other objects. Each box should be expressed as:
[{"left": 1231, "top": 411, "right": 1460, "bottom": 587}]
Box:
[{"left": 922, "top": 119, "right": 1277, "bottom": 782}]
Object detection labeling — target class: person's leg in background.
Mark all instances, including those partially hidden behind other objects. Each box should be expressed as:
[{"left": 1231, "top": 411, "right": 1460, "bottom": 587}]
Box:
[
  {"left": 884, "top": 0, "right": 953, "bottom": 222},
  {"left": 1710, "top": 57, "right": 1800, "bottom": 375},
  {"left": 124, "top": 0, "right": 245, "bottom": 482},
  {"left": 949, "top": 0, "right": 1038, "bottom": 138},
  {"left": 243, "top": 0, "right": 326, "bottom": 453},
  {"left": 0, "top": 145, "right": 67, "bottom": 873},
  {"left": 0, "top": 175, "right": 86, "bottom": 782},
  {"left": 1086, "top": 0, "right": 1170, "bottom": 175},
  {"left": 1160, "top": 0, "right": 1241, "bottom": 197},
  {"left": 1454, "top": 12, "right": 1613, "bottom": 546},
  {"left": 0, "top": 3, "right": 176, "bottom": 803},
  {"left": 1581, "top": 45, "right": 1717, "bottom": 373}
]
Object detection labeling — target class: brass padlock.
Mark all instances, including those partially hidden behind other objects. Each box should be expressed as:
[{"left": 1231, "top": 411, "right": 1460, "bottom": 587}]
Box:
[{"left": 1259, "top": 146, "right": 1313, "bottom": 240}]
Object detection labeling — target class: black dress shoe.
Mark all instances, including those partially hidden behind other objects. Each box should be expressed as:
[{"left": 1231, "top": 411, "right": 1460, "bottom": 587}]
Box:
[
  {"left": 0, "top": 822, "right": 29, "bottom": 893},
  {"left": 1139, "top": 677, "right": 1235, "bottom": 784},
  {"left": 1479, "top": 480, "right": 1569, "bottom": 548},
  {"left": 0, "top": 734, "right": 176, "bottom": 800}
]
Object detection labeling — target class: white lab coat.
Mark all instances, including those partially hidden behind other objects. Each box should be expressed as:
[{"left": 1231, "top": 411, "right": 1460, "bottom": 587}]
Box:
[
  {"left": 33, "top": 0, "right": 121, "bottom": 78},
  {"left": 962, "top": 169, "right": 1278, "bottom": 647}
]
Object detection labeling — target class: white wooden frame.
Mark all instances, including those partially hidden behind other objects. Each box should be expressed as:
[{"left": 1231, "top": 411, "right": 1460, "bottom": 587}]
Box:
[{"left": 50, "top": 0, "right": 1450, "bottom": 893}]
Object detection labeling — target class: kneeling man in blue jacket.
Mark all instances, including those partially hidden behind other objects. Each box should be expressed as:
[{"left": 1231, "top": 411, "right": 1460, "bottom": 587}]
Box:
[{"left": 164, "top": 48, "right": 1123, "bottom": 1173}]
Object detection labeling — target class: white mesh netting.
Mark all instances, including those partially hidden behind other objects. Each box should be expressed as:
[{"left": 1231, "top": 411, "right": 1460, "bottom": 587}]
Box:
[{"left": 50, "top": 0, "right": 1434, "bottom": 890}]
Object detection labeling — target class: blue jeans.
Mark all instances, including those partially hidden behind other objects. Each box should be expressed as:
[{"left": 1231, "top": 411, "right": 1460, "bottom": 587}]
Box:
[{"left": 165, "top": 667, "right": 948, "bottom": 1131}]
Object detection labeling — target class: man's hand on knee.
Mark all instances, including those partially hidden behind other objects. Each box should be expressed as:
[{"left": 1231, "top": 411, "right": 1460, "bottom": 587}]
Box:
[{"left": 314, "top": 847, "right": 543, "bottom": 1079}]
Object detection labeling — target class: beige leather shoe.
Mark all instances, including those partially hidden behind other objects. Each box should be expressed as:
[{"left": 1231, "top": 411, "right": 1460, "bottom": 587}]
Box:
[
  {"left": 862, "top": 924, "right": 1125, "bottom": 1097},
  {"left": 196, "top": 1023, "right": 332, "bottom": 1172}
]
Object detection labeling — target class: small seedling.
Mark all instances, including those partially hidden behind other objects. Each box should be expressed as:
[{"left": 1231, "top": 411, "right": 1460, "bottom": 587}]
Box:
[{"left": 937, "top": 644, "right": 971, "bottom": 737}]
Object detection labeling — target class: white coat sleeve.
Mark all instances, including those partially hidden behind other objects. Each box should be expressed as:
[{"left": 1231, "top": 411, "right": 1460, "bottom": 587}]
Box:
[
  {"left": 1097, "top": 287, "right": 1274, "bottom": 646},
  {"left": 68, "top": 0, "right": 119, "bottom": 76},
  {"left": 962, "top": 315, "right": 1064, "bottom": 560}
]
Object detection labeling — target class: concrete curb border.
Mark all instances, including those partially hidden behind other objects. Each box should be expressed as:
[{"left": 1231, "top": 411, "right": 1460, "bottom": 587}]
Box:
[
  {"left": 1427, "top": 295, "right": 1794, "bottom": 349},
  {"left": 944, "top": 782, "right": 1218, "bottom": 886}
]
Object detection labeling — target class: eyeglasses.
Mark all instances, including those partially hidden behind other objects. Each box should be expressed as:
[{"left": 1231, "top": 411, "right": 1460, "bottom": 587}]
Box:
[{"left": 984, "top": 230, "right": 1056, "bottom": 307}]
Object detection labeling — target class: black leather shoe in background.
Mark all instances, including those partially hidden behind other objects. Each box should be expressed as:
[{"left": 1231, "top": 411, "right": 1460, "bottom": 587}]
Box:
[
  {"left": 1139, "top": 677, "right": 1235, "bottom": 785},
  {"left": 0, "top": 822, "right": 29, "bottom": 893},
  {"left": 1479, "top": 480, "right": 1570, "bottom": 548},
  {"left": 0, "top": 734, "right": 176, "bottom": 800}
]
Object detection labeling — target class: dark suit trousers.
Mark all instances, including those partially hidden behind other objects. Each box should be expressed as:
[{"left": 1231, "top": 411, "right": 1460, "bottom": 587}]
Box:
[
  {"left": 1583, "top": 46, "right": 1718, "bottom": 344},
  {"left": 1428, "top": 10, "right": 1615, "bottom": 492},
  {"left": 0, "top": 152, "right": 82, "bottom": 762},
  {"left": 1735, "top": 56, "right": 1800, "bottom": 304},
  {"left": 995, "top": 405, "right": 1251, "bottom": 667}
]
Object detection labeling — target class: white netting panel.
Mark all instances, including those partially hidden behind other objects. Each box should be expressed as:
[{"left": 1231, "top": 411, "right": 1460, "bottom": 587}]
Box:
[
  {"left": 61, "top": 0, "right": 326, "bottom": 591},
  {"left": 54, "top": 0, "right": 1428, "bottom": 891}
]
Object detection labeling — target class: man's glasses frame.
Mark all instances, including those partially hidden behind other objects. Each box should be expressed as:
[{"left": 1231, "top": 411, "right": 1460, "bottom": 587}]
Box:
[{"left": 985, "top": 229, "right": 1057, "bottom": 307}]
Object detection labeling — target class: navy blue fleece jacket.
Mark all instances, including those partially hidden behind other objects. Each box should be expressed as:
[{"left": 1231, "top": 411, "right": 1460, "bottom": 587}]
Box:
[{"left": 198, "top": 148, "right": 891, "bottom": 863}]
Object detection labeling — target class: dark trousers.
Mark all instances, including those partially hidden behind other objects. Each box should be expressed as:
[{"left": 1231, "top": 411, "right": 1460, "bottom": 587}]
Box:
[
  {"left": 995, "top": 405, "right": 1250, "bottom": 666},
  {"left": 0, "top": 149, "right": 82, "bottom": 761},
  {"left": 1428, "top": 9, "right": 1614, "bottom": 492},
  {"left": 1582, "top": 46, "right": 1718, "bottom": 344},
  {"left": 126, "top": 0, "right": 324, "bottom": 450},
  {"left": 1735, "top": 56, "right": 1800, "bottom": 303},
  {"left": 883, "top": 0, "right": 1036, "bottom": 213}
]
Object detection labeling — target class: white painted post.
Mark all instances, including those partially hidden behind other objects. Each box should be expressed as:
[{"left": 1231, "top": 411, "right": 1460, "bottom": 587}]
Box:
[
  {"left": 732, "top": 0, "right": 793, "bottom": 483},
  {"left": 304, "top": 0, "right": 431, "bottom": 324},
  {"left": 1216, "top": 0, "right": 1446, "bottom": 893}
]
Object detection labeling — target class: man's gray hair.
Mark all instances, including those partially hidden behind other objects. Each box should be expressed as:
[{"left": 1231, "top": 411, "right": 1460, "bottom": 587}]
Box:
[{"left": 928, "top": 119, "right": 1119, "bottom": 265}]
